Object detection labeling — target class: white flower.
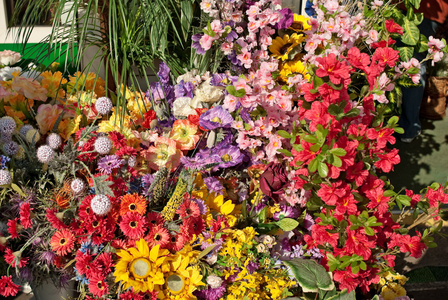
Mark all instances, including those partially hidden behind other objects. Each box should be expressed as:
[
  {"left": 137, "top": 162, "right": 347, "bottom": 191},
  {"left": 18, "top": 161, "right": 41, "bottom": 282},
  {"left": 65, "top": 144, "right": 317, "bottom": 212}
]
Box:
[
  {"left": 71, "top": 178, "right": 85, "bottom": 195},
  {"left": 94, "top": 136, "right": 112, "bottom": 154},
  {"left": 176, "top": 69, "right": 201, "bottom": 86},
  {"left": 256, "top": 243, "right": 268, "bottom": 253},
  {"left": 172, "top": 97, "right": 198, "bottom": 117},
  {"left": 206, "top": 274, "right": 223, "bottom": 289},
  {"left": 36, "top": 145, "right": 55, "bottom": 163},
  {"left": 0, "top": 66, "right": 22, "bottom": 81},
  {"left": 0, "top": 170, "right": 12, "bottom": 186},
  {"left": 192, "top": 78, "right": 225, "bottom": 104},
  {"left": 91, "top": 195, "right": 111, "bottom": 215},
  {"left": 0, "top": 50, "right": 21, "bottom": 66},
  {"left": 205, "top": 253, "right": 218, "bottom": 265}
]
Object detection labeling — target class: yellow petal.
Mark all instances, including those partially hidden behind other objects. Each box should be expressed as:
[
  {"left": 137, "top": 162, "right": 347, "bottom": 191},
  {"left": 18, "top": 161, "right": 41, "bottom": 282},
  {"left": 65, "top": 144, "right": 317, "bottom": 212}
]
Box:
[
  {"left": 136, "top": 238, "right": 149, "bottom": 256},
  {"left": 221, "top": 200, "right": 235, "bottom": 215},
  {"left": 150, "top": 244, "right": 161, "bottom": 262}
]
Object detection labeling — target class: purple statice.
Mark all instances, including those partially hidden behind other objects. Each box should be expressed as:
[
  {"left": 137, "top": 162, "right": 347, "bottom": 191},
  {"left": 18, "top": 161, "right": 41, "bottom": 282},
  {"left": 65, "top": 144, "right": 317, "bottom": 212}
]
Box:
[
  {"left": 199, "top": 106, "right": 234, "bottom": 130},
  {"left": 141, "top": 173, "right": 156, "bottom": 196},
  {"left": 200, "top": 232, "right": 224, "bottom": 251},
  {"left": 246, "top": 261, "right": 259, "bottom": 274},
  {"left": 191, "top": 198, "right": 207, "bottom": 215},
  {"left": 290, "top": 244, "right": 305, "bottom": 258},
  {"left": 0, "top": 155, "right": 10, "bottom": 169},
  {"left": 203, "top": 177, "right": 224, "bottom": 195},
  {"left": 194, "top": 285, "right": 226, "bottom": 300},
  {"left": 157, "top": 61, "right": 171, "bottom": 84},
  {"left": 239, "top": 107, "right": 251, "bottom": 123},
  {"left": 192, "top": 34, "right": 206, "bottom": 54},
  {"left": 273, "top": 8, "right": 294, "bottom": 29},
  {"left": 175, "top": 80, "right": 194, "bottom": 98},
  {"left": 227, "top": 50, "right": 242, "bottom": 66},
  {"left": 181, "top": 150, "right": 221, "bottom": 170},
  {"left": 214, "top": 144, "right": 243, "bottom": 169},
  {"left": 307, "top": 247, "right": 324, "bottom": 260},
  {"left": 97, "top": 155, "right": 122, "bottom": 174},
  {"left": 147, "top": 81, "right": 175, "bottom": 106},
  {"left": 210, "top": 73, "right": 228, "bottom": 87},
  {"left": 273, "top": 204, "right": 300, "bottom": 221}
]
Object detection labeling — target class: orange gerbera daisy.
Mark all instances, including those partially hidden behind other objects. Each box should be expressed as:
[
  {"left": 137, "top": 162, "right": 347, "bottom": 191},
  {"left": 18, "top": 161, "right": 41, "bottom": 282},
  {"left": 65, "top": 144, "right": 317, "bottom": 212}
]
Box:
[
  {"left": 50, "top": 228, "right": 75, "bottom": 256},
  {"left": 119, "top": 193, "right": 147, "bottom": 216}
]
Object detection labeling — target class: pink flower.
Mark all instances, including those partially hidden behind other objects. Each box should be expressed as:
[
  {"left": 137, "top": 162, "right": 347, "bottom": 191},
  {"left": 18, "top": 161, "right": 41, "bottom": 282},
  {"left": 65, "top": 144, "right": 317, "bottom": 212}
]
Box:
[
  {"left": 199, "top": 34, "right": 214, "bottom": 51},
  {"left": 324, "top": 0, "right": 339, "bottom": 12}
]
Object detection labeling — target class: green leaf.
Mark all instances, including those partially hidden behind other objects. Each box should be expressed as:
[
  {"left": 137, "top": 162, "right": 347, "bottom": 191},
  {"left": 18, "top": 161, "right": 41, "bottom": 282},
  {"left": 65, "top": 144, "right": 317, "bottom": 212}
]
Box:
[
  {"left": 402, "top": 19, "right": 420, "bottom": 46},
  {"left": 198, "top": 245, "right": 216, "bottom": 259},
  {"left": 327, "top": 289, "right": 356, "bottom": 300},
  {"left": 11, "top": 183, "right": 26, "bottom": 197},
  {"left": 397, "top": 195, "right": 411, "bottom": 206},
  {"left": 364, "top": 226, "right": 375, "bottom": 236},
  {"left": 330, "top": 148, "right": 347, "bottom": 157},
  {"left": 318, "top": 162, "right": 329, "bottom": 178},
  {"left": 398, "top": 46, "right": 414, "bottom": 61},
  {"left": 304, "top": 135, "right": 318, "bottom": 144},
  {"left": 180, "top": 0, "right": 193, "bottom": 41},
  {"left": 277, "top": 130, "right": 292, "bottom": 139},
  {"left": 277, "top": 149, "right": 293, "bottom": 157},
  {"left": 383, "top": 190, "right": 396, "bottom": 197},
  {"left": 331, "top": 155, "right": 342, "bottom": 168},
  {"left": 387, "top": 116, "right": 399, "bottom": 126},
  {"left": 276, "top": 218, "right": 299, "bottom": 231},
  {"left": 308, "top": 158, "right": 319, "bottom": 173},
  {"left": 283, "top": 258, "right": 335, "bottom": 293},
  {"left": 416, "top": 34, "right": 429, "bottom": 52},
  {"left": 409, "top": 0, "right": 421, "bottom": 9}
]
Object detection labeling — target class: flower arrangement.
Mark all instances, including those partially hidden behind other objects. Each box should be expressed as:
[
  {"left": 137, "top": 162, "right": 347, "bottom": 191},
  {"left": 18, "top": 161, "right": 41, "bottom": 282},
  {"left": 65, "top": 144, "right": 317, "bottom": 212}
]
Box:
[{"left": 1, "top": 0, "right": 448, "bottom": 300}]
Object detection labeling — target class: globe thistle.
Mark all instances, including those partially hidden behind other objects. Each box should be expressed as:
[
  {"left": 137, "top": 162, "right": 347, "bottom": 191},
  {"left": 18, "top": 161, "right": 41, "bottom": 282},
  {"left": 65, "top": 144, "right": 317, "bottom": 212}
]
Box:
[
  {"left": 0, "top": 116, "right": 16, "bottom": 135},
  {"left": 0, "top": 133, "right": 12, "bottom": 143},
  {"left": 70, "top": 178, "right": 85, "bottom": 195},
  {"left": 94, "top": 136, "right": 112, "bottom": 155},
  {"left": 36, "top": 145, "right": 55, "bottom": 163},
  {"left": 95, "top": 97, "right": 113, "bottom": 115},
  {"left": 0, "top": 169, "right": 12, "bottom": 186},
  {"left": 90, "top": 195, "right": 111, "bottom": 216},
  {"left": 3, "top": 141, "right": 19, "bottom": 156},
  {"left": 25, "top": 129, "right": 41, "bottom": 144},
  {"left": 19, "top": 125, "right": 34, "bottom": 137},
  {"left": 46, "top": 133, "right": 62, "bottom": 150},
  {"left": 14, "top": 146, "right": 26, "bottom": 160}
]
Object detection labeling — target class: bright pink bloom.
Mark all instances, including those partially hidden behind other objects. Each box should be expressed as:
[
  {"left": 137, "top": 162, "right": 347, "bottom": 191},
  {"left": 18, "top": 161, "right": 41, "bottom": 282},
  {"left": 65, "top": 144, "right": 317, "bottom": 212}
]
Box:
[{"left": 315, "top": 53, "right": 351, "bottom": 86}]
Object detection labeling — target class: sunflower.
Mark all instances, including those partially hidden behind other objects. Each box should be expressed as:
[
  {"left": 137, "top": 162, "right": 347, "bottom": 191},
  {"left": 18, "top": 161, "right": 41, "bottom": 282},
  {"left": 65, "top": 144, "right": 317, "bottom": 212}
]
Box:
[
  {"left": 113, "top": 239, "right": 171, "bottom": 293},
  {"left": 278, "top": 59, "right": 311, "bottom": 83},
  {"left": 269, "top": 33, "right": 306, "bottom": 61},
  {"left": 289, "top": 14, "right": 311, "bottom": 32},
  {"left": 157, "top": 252, "right": 204, "bottom": 299},
  {"left": 50, "top": 228, "right": 75, "bottom": 256},
  {"left": 120, "top": 193, "right": 147, "bottom": 216}
]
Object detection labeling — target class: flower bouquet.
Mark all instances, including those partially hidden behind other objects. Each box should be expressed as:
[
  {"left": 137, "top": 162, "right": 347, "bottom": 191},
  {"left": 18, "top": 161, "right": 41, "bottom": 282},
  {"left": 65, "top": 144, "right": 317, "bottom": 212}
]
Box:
[{"left": 1, "top": 0, "right": 448, "bottom": 300}]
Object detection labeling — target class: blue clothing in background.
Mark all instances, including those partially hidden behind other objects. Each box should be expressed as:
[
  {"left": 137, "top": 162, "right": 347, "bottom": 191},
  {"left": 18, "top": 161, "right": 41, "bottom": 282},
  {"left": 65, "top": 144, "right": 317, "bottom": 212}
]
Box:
[{"left": 305, "top": 0, "right": 316, "bottom": 17}]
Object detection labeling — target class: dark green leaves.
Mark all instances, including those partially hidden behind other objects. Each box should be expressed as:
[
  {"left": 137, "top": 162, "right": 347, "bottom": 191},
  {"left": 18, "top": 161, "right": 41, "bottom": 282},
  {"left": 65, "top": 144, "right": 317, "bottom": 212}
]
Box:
[{"left": 283, "top": 258, "right": 335, "bottom": 293}]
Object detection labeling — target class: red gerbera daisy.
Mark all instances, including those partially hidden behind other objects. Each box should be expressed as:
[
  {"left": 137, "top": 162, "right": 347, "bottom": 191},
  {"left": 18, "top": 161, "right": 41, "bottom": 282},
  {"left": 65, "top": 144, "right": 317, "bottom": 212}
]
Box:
[
  {"left": 109, "top": 131, "right": 127, "bottom": 148},
  {"left": 75, "top": 250, "right": 93, "bottom": 277},
  {"left": 90, "top": 217, "right": 116, "bottom": 246},
  {"left": 180, "top": 216, "right": 205, "bottom": 240},
  {"left": 50, "top": 228, "right": 75, "bottom": 256},
  {"left": 95, "top": 252, "right": 114, "bottom": 277},
  {"left": 0, "top": 275, "right": 20, "bottom": 297},
  {"left": 119, "top": 212, "right": 147, "bottom": 240},
  {"left": 6, "top": 218, "right": 20, "bottom": 239},
  {"left": 146, "top": 224, "right": 170, "bottom": 248},
  {"left": 88, "top": 272, "right": 109, "bottom": 297},
  {"left": 168, "top": 232, "right": 188, "bottom": 252},
  {"left": 176, "top": 199, "right": 201, "bottom": 219},
  {"left": 19, "top": 202, "right": 32, "bottom": 229},
  {"left": 4, "top": 248, "right": 28, "bottom": 268},
  {"left": 119, "top": 194, "right": 147, "bottom": 216},
  {"left": 146, "top": 211, "right": 164, "bottom": 227},
  {"left": 46, "top": 208, "right": 68, "bottom": 230}
]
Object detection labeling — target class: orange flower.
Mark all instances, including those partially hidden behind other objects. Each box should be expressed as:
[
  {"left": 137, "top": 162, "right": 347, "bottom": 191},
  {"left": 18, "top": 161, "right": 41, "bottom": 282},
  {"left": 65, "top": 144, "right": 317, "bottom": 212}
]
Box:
[
  {"left": 50, "top": 228, "right": 74, "bottom": 256},
  {"left": 169, "top": 119, "right": 200, "bottom": 150},
  {"left": 119, "top": 193, "right": 147, "bottom": 216},
  {"left": 4, "top": 106, "right": 25, "bottom": 122},
  {"left": 41, "top": 71, "right": 67, "bottom": 99},
  {"left": 35, "top": 104, "right": 64, "bottom": 134},
  {"left": 11, "top": 77, "right": 47, "bottom": 101},
  {"left": 67, "top": 72, "right": 105, "bottom": 97}
]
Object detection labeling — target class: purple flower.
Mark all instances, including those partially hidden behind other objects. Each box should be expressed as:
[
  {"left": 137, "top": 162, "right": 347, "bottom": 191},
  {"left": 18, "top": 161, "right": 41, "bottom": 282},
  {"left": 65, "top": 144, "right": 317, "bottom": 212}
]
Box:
[
  {"left": 246, "top": 261, "right": 259, "bottom": 274},
  {"left": 273, "top": 8, "right": 294, "bottom": 29},
  {"left": 194, "top": 285, "right": 226, "bottom": 300},
  {"left": 214, "top": 145, "right": 243, "bottom": 169},
  {"left": 38, "top": 250, "right": 56, "bottom": 265},
  {"left": 290, "top": 245, "right": 305, "bottom": 258},
  {"left": 303, "top": 213, "right": 315, "bottom": 232},
  {"left": 146, "top": 82, "right": 175, "bottom": 105},
  {"left": 157, "top": 61, "right": 170, "bottom": 84},
  {"left": 20, "top": 267, "right": 33, "bottom": 283},
  {"left": 191, "top": 198, "right": 207, "bottom": 215},
  {"left": 0, "top": 155, "right": 10, "bottom": 169},
  {"left": 210, "top": 73, "right": 228, "bottom": 87},
  {"left": 273, "top": 204, "right": 299, "bottom": 221},
  {"left": 175, "top": 80, "right": 194, "bottom": 98},
  {"left": 181, "top": 152, "right": 221, "bottom": 170},
  {"left": 192, "top": 34, "right": 206, "bottom": 55},
  {"left": 204, "top": 177, "right": 224, "bottom": 194},
  {"left": 307, "top": 247, "right": 324, "bottom": 260},
  {"left": 97, "top": 155, "right": 122, "bottom": 174},
  {"left": 239, "top": 108, "right": 251, "bottom": 123},
  {"left": 199, "top": 106, "right": 234, "bottom": 130}
]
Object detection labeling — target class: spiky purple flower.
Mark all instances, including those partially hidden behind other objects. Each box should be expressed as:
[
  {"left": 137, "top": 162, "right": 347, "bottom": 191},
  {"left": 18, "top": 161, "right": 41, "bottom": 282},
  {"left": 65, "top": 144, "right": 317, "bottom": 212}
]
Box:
[
  {"left": 97, "top": 155, "right": 122, "bottom": 174},
  {"left": 199, "top": 106, "right": 234, "bottom": 130},
  {"left": 203, "top": 177, "right": 224, "bottom": 195},
  {"left": 273, "top": 204, "right": 300, "bottom": 221}
]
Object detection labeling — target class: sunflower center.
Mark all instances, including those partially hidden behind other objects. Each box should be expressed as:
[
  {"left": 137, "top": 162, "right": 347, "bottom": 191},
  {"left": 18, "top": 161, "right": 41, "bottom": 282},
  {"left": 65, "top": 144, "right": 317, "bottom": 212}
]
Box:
[
  {"left": 130, "top": 221, "right": 137, "bottom": 228},
  {"left": 211, "top": 117, "right": 223, "bottom": 123},
  {"left": 130, "top": 258, "right": 151, "bottom": 279},
  {"left": 60, "top": 238, "right": 66, "bottom": 245},
  {"left": 167, "top": 274, "right": 185, "bottom": 294},
  {"left": 129, "top": 203, "right": 136, "bottom": 211},
  {"left": 291, "top": 22, "right": 304, "bottom": 31},
  {"left": 221, "top": 154, "right": 232, "bottom": 162},
  {"left": 279, "top": 43, "right": 293, "bottom": 55}
]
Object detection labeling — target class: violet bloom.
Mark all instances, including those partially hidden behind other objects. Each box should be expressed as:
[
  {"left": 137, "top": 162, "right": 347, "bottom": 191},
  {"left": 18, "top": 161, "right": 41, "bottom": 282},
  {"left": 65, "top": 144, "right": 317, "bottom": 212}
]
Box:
[
  {"left": 192, "top": 34, "right": 206, "bottom": 55},
  {"left": 175, "top": 80, "right": 194, "bottom": 98},
  {"left": 204, "top": 177, "right": 224, "bottom": 194},
  {"left": 191, "top": 198, "right": 208, "bottom": 215},
  {"left": 246, "top": 261, "right": 259, "bottom": 274},
  {"left": 273, "top": 204, "right": 299, "bottom": 221},
  {"left": 38, "top": 250, "right": 56, "bottom": 265},
  {"left": 303, "top": 213, "right": 315, "bottom": 232},
  {"left": 210, "top": 73, "right": 228, "bottom": 87},
  {"left": 274, "top": 8, "right": 294, "bottom": 29},
  {"left": 290, "top": 245, "right": 305, "bottom": 258},
  {"left": 199, "top": 106, "right": 234, "bottom": 130},
  {"left": 194, "top": 285, "right": 226, "bottom": 300},
  {"left": 181, "top": 153, "right": 221, "bottom": 170},
  {"left": 0, "top": 155, "right": 10, "bottom": 169},
  {"left": 97, "top": 155, "right": 122, "bottom": 174},
  {"left": 157, "top": 61, "right": 171, "bottom": 84},
  {"left": 214, "top": 145, "right": 243, "bottom": 169}
]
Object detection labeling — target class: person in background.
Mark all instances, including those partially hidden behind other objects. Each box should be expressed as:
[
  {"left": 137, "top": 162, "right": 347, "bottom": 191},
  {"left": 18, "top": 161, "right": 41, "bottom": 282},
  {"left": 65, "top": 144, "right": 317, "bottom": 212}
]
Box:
[{"left": 398, "top": 0, "right": 448, "bottom": 143}]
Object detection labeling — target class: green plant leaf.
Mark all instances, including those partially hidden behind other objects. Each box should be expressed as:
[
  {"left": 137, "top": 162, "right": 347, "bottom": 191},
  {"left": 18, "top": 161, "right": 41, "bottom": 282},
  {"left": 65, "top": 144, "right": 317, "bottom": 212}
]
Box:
[
  {"left": 276, "top": 218, "right": 299, "bottom": 231},
  {"left": 402, "top": 19, "right": 420, "bottom": 46},
  {"left": 398, "top": 46, "right": 414, "bottom": 61},
  {"left": 180, "top": 0, "right": 193, "bottom": 41},
  {"left": 277, "top": 149, "right": 293, "bottom": 157},
  {"left": 318, "top": 162, "right": 329, "bottom": 178},
  {"left": 283, "top": 258, "right": 335, "bottom": 293},
  {"left": 308, "top": 158, "right": 319, "bottom": 173},
  {"left": 277, "top": 130, "right": 292, "bottom": 139},
  {"left": 327, "top": 289, "right": 356, "bottom": 300},
  {"left": 304, "top": 135, "right": 318, "bottom": 144},
  {"left": 330, "top": 148, "right": 347, "bottom": 157}
]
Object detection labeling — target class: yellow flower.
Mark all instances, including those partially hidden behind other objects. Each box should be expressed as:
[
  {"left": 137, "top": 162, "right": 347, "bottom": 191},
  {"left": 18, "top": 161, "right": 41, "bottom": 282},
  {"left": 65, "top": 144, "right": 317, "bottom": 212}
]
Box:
[
  {"left": 381, "top": 282, "right": 407, "bottom": 300},
  {"left": 66, "top": 72, "right": 105, "bottom": 97},
  {"left": 279, "top": 59, "right": 310, "bottom": 83},
  {"left": 98, "top": 111, "right": 135, "bottom": 141},
  {"left": 113, "top": 239, "right": 171, "bottom": 293},
  {"left": 269, "top": 33, "right": 306, "bottom": 61},
  {"left": 158, "top": 252, "right": 204, "bottom": 299},
  {"left": 289, "top": 14, "right": 311, "bottom": 32},
  {"left": 169, "top": 119, "right": 200, "bottom": 151},
  {"left": 58, "top": 115, "right": 82, "bottom": 140},
  {"left": 40, "top": 71, "right": 67, "bottom": 99}
]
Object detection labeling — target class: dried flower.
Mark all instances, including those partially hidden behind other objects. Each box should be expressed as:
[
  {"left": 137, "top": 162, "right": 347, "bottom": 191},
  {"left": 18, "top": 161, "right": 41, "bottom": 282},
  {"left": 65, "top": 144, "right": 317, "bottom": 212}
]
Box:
[
  {"left": 36, "top": 145, "right": 55, "bottom": 163},
  {"left": 94, "top": 136, "right": 112, "bottom": 154},
  {"left": 46, "top": 133, "right": 62, "bottom": 149},
  {"left": 95, "top": 97, "right": 113, "bottom": 115},
  {"left": 91, "top": 195, "right": 112, "bottom": 216}
]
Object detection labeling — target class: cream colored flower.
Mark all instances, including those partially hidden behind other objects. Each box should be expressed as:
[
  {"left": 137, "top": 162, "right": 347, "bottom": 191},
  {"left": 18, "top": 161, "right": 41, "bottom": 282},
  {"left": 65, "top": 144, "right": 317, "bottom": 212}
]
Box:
[{"left": 193, "top": 78, "right": 225, "bottom": 104}]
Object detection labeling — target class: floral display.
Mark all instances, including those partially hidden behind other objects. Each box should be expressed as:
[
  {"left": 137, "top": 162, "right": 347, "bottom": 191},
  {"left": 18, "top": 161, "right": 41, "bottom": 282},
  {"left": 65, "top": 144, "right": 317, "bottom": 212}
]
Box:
[{"left": 1, "top": 0, "right": 448, "bottom": 300}]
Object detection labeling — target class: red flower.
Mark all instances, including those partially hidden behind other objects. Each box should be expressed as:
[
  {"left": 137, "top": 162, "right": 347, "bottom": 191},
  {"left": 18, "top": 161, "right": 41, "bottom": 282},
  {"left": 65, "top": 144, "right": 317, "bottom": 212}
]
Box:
[
  {"left": 317, "top": 181, "right": 346, "bottom": 206},
  {"left": 109, "top": 131, "right": 127, "bottom": 148},
  {"left": 119, "top": 212, "right": 147, "bottom": 240},
  {"left": 88, "top": 272, "right": 109, "bottom": 297},
  {"left": 75, "top": 250, "right": 94, "bottom": 277},
  {"left": 46, "top": 208, "right": 68, "bottom": 230},
  {"left": 371, "top": 47, "right": 400, "bottom": 69},
  {"left": 19, "top": 202, "right": 32, "bottom": 229},
  {"left": 310, "top": 222, "right": 339, "bottom": 248},
  {"left": 425, "top": 186, "right": 448, "bottom": 208},
  {"left": 7, "top": 218, "right": 20, "bottom": 239},
  {"left": 146, "top": 224, "right": 170, "bottom": 248},
  {"left": 315, "top": 53, "right": 351, "bottom": 86},
  {"left": 339, "top": 229, "right": 375, "bottom": 260},
  {"left": 333, "top": 269, "right": 358, "bottom": 292},
  {"left": 0, "top": 275, "right": 20, "bottom": 297},
  {"left": 303, "top": 101, "right": 332, "bottom": 132},
  {"left": 146, "top": 212, "right": 164, "bottom": 228},
  {"left": 374, "top": 148, "right": 400, "bottom": 173},
  {"left": 302, "top": 82, "right": 319, "bottom": 102},
  {"left": 346, "top": 162, "right": 369, "bottom": 187},
  {"left": 365, "top": 186, "right": 391, "bottom": 215},
  {"left": 346, "top": 47, "right": 370, "bottom": 71},
  {"left": 4, "top": 248, "right": 28, "bottom": 268},
  {"left": 142, "top": 110, "right": 157, "bottom": 129},
  {"left": 371, "top": 38, "right": 396, "bottom": 49},
  {"left": 50, "top": 228, "right": 75, "bottom": 256},
  {"left": 388, "top": 233, "right": 427, "bottom": 258},
  {"left": 94, "top": 252, "right": 114, "bottom": 277},
  {"left": 385, "top": 19, "right": 403, "bottom": 35},
  {"left": 366, "top": 128, "right": 395, "bottom": 149},
  {"left": 176, "top": 199, "right": 201, "bottom": 219},
  {"left": 181, "top": 216, "right": 205, "bottom": 239},
  {"left": 168, "top": 232, "right": 188, "bottom": 252}
]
